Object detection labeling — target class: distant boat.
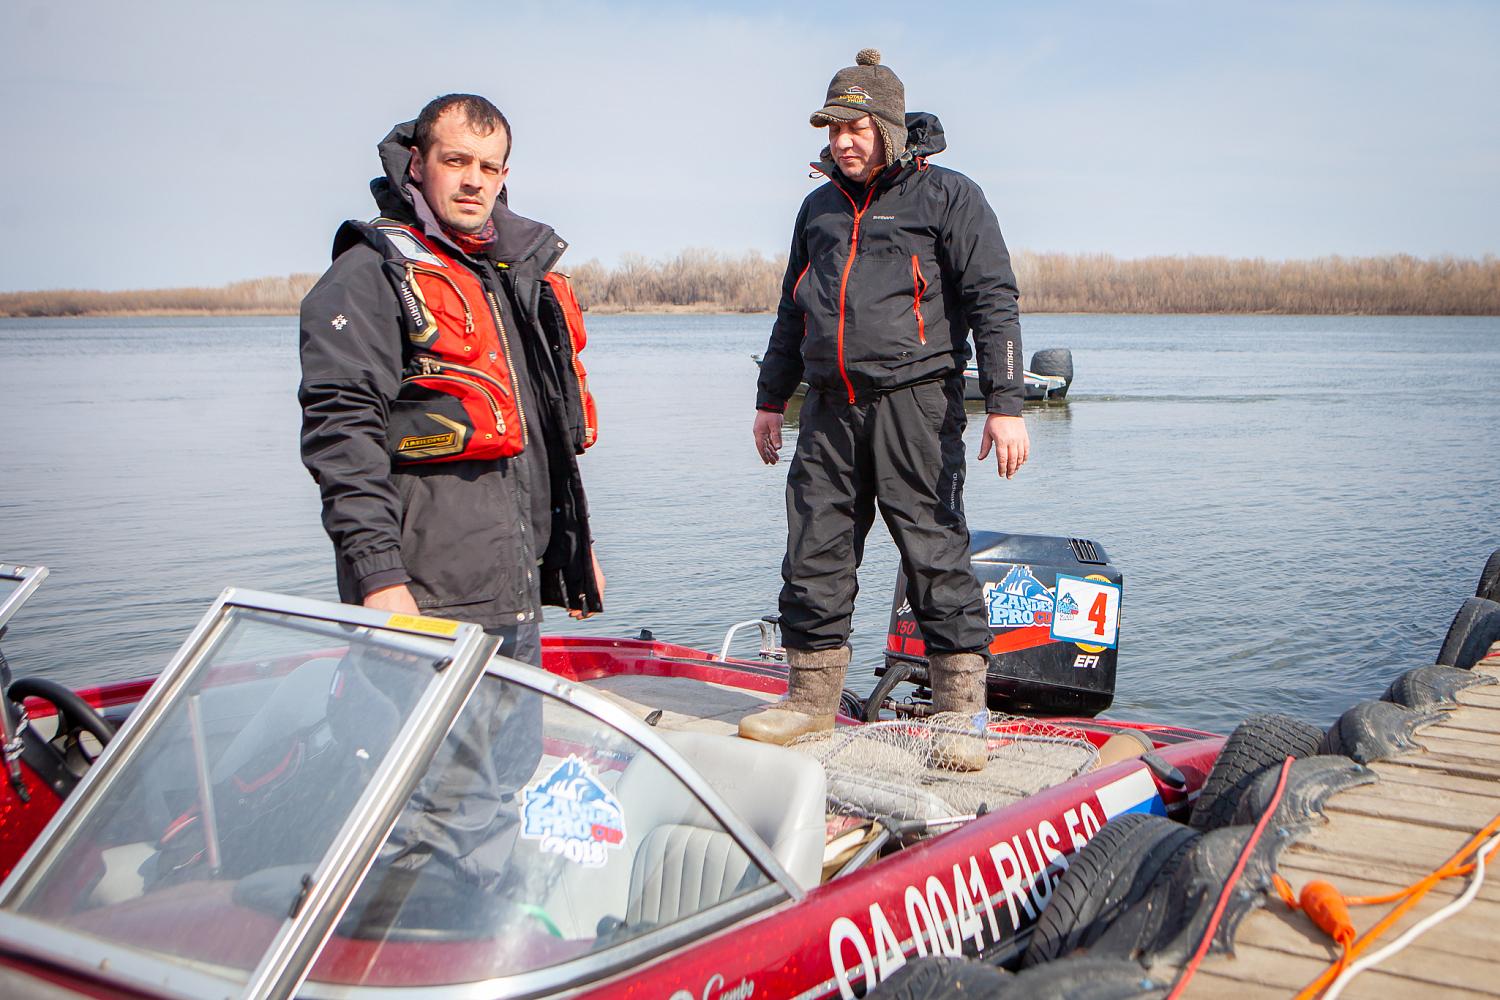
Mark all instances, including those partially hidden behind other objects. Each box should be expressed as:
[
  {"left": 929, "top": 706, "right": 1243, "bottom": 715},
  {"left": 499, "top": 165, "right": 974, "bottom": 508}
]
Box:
[{"left": 753, "top": 348, "right": 1074, "bottom": 403}]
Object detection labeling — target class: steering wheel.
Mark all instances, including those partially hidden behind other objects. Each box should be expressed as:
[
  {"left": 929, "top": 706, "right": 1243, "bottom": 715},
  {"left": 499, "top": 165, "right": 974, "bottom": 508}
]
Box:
[{"left": 8, "top": 676, "right": 116, "bottom": 767}]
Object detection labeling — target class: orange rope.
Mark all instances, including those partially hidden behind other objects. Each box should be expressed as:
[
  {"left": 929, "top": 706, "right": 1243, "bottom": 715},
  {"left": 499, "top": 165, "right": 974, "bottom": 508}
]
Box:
[{"left": 1280, "top": 812, "right": 1500, "bottom": 999}]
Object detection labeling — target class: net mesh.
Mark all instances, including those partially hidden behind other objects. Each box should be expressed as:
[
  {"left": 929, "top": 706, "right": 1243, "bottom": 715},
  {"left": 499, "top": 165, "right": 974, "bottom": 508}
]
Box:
[{"left": 791, "top": 712, "right": 1099, "bottom": 821}]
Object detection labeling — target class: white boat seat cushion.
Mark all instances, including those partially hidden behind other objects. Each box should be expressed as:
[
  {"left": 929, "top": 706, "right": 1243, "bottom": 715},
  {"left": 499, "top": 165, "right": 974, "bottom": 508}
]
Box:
[
  {"left": 625, "top": 824, "right": 755, "bottom": 926},
  {"left": 651, "top": 730, "right": 827, "bottom": 890}
]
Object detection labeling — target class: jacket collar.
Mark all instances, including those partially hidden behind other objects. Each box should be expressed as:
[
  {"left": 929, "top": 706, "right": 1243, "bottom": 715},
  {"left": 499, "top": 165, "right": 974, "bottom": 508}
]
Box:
[{"left": 812, "top": 152, "right": 913, "bottom": 201}]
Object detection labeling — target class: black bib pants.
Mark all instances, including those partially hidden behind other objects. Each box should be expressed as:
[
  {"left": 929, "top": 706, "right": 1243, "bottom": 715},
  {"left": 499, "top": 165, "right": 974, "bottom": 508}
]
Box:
[{"left": 778, "top": 376, "right": 992, "bottom": 656}]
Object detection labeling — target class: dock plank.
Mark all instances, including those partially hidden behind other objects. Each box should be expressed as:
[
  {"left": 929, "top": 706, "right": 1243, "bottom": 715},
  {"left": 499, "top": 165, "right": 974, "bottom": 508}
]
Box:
[
  {"left": 1179, "top": 940, "right": 1497, "bottom": 998},
  {"left": 1433, "top": 704, "right": 1500, "bottom": 737},
  {"left": 1323, "top": 782, "right": 1500, "bottom": 832},
  {"left": 1371, "top": 760, "right": 1500, "bottom": 798},
  {"left": 1232, "top": 909, "right": 1500, "bottom": 992},
  {"left": 1386, "top": 751, "right": 1500, "bottom": 782},
  {"left": 1414, "top": 732, "right": 1500, "bottom": 762}
]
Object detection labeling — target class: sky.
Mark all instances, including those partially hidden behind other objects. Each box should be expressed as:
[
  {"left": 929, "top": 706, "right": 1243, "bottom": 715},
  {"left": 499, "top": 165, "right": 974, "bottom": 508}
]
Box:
[{"left": 1, "top": 0, "right": 1496, "bottom": 292}]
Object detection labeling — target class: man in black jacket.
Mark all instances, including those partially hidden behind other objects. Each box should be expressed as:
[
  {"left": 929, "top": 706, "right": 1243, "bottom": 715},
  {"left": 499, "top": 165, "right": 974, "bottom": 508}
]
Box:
[
  {"left": 299, "top": 95, "right": 602, "bottom": 881},
  {"left": 742, "top": 51, "right": 1029, "bottom": 769},
  {"left": 299, "top": 93, "right": 602, "bottom": 665}
]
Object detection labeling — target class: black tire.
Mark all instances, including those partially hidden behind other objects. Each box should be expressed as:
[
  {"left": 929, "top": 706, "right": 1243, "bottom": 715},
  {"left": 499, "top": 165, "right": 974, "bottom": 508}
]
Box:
[
  {"left": 1029, "top": 348, "right": 1074, "bottom": 398},
  {"left": 1189, "top": 713, "right": 1323, "bottom": 832},
  {"left": 1381, "top": 664, "right": 1494, "bottom": 710},
  {"left": 1436, "top": 597, "right": 1500, "bottom": 670},
  {"left": 1477, "top": 548, "right": 1500, "bottom": 603},
  {"left": 1020, "top": 813, "right": 1198, "bottom": 968},
  {"left": 872, "top": 955, "right": 1011, "bottom": 998}
]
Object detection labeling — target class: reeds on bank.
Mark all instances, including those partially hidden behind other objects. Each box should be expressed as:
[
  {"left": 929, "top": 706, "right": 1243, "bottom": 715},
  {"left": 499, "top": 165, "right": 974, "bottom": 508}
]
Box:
[
  {"left": 3, "top": 253, "right": 1496, "bottom": 317},
  {"left": 1011, "top": 253, "right": 1500, "bottom": 315},
  {"left": 0, "top": 275, "right": 320, "bottom": 317}
]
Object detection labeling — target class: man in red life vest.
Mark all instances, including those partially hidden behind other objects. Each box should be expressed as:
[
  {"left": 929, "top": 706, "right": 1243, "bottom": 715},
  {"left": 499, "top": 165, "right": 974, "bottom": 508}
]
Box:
[
  {"left": 299, "top": 93, "right": 602, "bottom": 662},
  {"left": 743, "top": 51, "right": 1030, "bottom": 769},
  {"left": 299, "top": 94, "right": 601, "bottom": 882}
]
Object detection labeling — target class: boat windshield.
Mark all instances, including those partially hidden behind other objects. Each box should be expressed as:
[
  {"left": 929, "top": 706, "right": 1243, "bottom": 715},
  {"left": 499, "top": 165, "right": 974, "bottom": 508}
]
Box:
[
  {"left": 0, "top": 595, "right": 780, "bottom": 996},
  {"left": 0, "top": 597, "right": 485, "bottom": 996}
]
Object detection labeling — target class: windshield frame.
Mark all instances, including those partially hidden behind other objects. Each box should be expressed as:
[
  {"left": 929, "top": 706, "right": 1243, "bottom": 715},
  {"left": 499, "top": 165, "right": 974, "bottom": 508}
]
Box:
[
  {"left": 0, "top": 588, "right": 495, "bottom": 1000},
  {"left": 0, "top": 562, "right": 48, "bottom": 633}
]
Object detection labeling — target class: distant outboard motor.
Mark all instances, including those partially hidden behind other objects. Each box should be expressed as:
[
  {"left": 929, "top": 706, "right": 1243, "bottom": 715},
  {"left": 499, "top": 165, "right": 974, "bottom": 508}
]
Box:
[{"left": 878, "top": 531, "right": 1122, "bottom": 717}]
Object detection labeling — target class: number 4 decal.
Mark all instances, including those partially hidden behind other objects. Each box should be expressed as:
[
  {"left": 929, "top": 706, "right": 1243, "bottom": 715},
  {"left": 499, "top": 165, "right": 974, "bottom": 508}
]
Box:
[
  {"left": 1048, "top": 575, "right": 1121, "bottom": 649},
  {"left": 1087, "top": 592, "right": 1109, "bottom": 637}
]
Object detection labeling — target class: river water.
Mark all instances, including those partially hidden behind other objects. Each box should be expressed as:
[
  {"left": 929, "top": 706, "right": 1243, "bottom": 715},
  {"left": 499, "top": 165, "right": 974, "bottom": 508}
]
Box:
[{"left": 2, "top": 313, "right": 1496, "bottom": 733}]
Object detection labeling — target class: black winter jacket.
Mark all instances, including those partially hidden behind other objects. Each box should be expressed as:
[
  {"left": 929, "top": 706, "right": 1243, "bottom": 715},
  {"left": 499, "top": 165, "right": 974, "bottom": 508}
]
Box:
[
  {"left": 756, "top": 114, "right": 1024, "bottom": 415},
  {"left": 298, "top": 121, "right": 599, "bottom": 625}
]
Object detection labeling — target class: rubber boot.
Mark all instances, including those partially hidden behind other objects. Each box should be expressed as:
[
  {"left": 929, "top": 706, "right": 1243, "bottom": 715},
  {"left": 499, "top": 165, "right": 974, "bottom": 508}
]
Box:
[
  {"left": 738, "top": 646, "right": 849, "bottom": 745},
  {"left": 928, "top": 651, "right": 990, "bottom": 772}
]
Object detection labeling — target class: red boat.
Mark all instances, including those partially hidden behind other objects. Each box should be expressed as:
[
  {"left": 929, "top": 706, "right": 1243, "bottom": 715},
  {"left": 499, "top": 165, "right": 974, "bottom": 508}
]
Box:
[{"left": 0, "top": 554, "right": 1222, "bottom": 999}]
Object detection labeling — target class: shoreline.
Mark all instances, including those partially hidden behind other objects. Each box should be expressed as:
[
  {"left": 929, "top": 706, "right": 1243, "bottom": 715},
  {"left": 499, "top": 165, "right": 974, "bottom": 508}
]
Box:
[
  {"left": 4, "top": 307, "right": 1497, "bottom": 319},
  {"left": 5, "top": 252, "right": 1496, "bottom": 318}
]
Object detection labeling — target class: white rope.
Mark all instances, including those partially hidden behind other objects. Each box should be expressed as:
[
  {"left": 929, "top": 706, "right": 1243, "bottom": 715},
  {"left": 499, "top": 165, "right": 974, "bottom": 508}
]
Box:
[{"left": 1322, "top": 830, "right": 1500, "bottom": 1000}]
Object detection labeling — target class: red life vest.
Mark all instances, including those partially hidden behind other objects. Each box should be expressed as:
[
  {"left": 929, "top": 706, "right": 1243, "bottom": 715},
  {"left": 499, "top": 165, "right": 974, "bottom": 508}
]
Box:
[{"left": 376, "top": 222, "right": 598, "bottom": 463}]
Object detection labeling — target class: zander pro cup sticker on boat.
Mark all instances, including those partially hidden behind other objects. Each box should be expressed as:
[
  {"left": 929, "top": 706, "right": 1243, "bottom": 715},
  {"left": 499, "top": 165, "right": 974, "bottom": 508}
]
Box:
[
  {"left": 984, "top": 565, "right": 1056, "bottom": 629},
  {"left": 520, "top": 755, "right": 627, "bottom": 868}
]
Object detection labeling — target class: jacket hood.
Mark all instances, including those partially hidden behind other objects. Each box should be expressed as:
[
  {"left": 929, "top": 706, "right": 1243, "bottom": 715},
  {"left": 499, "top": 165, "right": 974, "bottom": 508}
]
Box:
[
  {"left": 902, "top": 112, "right": 945, "bottom": 158},
  {"left": 369, "top": 120, "right": 567, "bottom": 271},
  {"left": 815, "top": 111, "right": 947, "bottom": 181}
]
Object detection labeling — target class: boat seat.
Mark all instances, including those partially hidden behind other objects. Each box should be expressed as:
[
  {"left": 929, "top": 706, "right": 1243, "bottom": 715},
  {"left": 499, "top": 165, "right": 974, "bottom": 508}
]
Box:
[
  {"left": 649, "top": 730, "right": 826, "bottom": 890},
  {"left": 626, "top": 824, "right": 756, "bottom": 926}
]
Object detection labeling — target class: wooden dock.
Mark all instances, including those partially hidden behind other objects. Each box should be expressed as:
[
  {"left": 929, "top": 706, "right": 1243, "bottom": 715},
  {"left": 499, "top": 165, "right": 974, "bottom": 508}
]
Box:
[{"left": 1176, "top": 641, "right": 1500, "bottom": 998}]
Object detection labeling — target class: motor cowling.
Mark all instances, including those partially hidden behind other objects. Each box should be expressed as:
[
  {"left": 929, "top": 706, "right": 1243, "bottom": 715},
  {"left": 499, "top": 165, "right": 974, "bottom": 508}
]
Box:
[{"left": 884, "top": 531, "right": 1122, "bottom": 716}]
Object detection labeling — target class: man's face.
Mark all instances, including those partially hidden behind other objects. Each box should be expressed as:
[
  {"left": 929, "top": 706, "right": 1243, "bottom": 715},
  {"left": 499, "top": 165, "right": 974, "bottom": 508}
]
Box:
[
  {"left": 829, "top": 115, "right": 883, "bottom": 184},
  {"left": 408, "top": 110, "right": 511, "bottom": 233}
]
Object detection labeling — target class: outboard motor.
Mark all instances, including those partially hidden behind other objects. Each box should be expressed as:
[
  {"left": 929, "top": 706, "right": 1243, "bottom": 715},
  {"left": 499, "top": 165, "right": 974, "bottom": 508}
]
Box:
[{"left": 877, "top": 531, "right": 1122, "bottom": 717}]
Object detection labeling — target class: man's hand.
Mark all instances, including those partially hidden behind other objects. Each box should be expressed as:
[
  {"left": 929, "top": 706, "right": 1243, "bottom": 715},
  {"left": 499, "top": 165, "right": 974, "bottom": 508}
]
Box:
[
  {"left": 569, "top": 547, "right": 606, "bottom": 620},
  {"left": 978, "top": 414, "right": 1030, "bottom": 479},
  {"left": 753, "top": 410, "right": 785, "bottom": 465},
  {"left": 364, "top": 583, "right": 421, "bottom": 615}
]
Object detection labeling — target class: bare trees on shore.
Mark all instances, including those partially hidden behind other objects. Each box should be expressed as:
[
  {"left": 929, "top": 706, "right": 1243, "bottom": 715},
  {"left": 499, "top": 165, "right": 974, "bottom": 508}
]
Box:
[{"left": 3, "top": 253, "right": 1496, "bottom": 317}]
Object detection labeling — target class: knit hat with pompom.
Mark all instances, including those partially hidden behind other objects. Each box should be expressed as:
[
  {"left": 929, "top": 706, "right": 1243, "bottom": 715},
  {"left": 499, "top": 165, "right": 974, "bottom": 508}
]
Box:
[{"left": 810, "top": 48, "right": 907, "bottom": 166}]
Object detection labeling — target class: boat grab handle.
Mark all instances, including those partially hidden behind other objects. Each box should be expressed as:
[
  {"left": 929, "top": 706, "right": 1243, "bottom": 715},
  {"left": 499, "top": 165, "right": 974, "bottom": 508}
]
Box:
[{"left": 717, "top": 615, "right": 783, "bottom": 662}]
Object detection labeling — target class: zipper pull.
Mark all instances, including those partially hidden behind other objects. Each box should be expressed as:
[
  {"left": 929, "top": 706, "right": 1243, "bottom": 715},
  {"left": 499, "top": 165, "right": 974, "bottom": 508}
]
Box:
[{"left": 418, "top": 355, "right": 441, "bottom": 375}]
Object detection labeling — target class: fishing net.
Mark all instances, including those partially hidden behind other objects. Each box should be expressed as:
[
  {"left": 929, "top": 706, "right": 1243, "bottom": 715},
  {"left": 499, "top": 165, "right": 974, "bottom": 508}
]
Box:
[{"left": 792, "top": 712, "right": 1099, "bottom": 822}]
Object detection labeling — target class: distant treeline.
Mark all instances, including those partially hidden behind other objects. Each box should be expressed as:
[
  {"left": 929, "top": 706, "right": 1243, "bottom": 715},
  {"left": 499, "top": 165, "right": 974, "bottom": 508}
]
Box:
[
  {"left": 0, "top": 275, "right": 319, "bottom": 317},
  {"left": 1013, "top": 253, "right": 1500, "bottom": 315},
  {"left": 3, "top": 253, "right": 1497, "bottom": 317}
]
